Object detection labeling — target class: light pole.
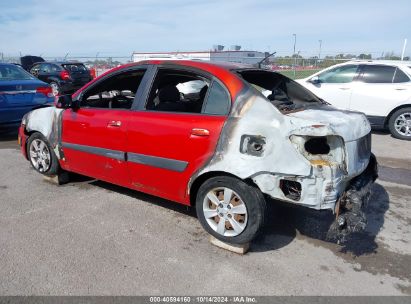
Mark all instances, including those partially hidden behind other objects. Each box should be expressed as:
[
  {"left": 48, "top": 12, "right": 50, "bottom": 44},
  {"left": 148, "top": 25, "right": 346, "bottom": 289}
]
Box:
[
  {"left": 293, "top": 34, "right": 296, "bottom": 56},
  {"left": 293, "top": 34, "right": 297, "bottom": 78},
  {"left": 318, "top": 39, "right": 322, "bottom": 67}
]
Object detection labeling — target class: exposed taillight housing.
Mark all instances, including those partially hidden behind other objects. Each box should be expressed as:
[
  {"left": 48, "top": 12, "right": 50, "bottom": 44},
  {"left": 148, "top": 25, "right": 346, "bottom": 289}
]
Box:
[
  {"left": 60, "top": 70, "right": 70, "bottom": 80},
  {"left": 36, "top": 86, "right": 53, "bottom": 98}
]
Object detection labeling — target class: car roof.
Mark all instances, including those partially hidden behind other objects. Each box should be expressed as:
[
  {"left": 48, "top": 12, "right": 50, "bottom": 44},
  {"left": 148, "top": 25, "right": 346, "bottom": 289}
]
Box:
[
  {"left": 124, "top": 60, "right": 254, "bottom": 71},
  {"left": 346, "top": 59, "right": 411, "bottom": 67},
  {"left": 33, "top": 61, "right": 84, "bottom": 65},
  {"left": 73, "top": 60, "right": 252, "bottom": 100},
  {"left": 0, "top": 63, "right": 20, "bottom": 67}
]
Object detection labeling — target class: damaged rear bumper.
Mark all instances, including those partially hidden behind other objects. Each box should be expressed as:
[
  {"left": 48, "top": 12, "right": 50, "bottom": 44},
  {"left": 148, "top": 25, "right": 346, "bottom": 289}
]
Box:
[{"left": 326, "top": 153, "right": 378, "bottom": 243}]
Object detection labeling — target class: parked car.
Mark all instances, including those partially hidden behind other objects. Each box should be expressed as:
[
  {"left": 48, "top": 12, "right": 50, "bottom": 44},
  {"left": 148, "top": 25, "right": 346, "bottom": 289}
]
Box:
[
  {"left": 29, "top": 61, "right": 93, "bottom": 96},
  {"left": 296, "top": 60, "right": 411, "bottom": 140},
  {"left": 18, "top": 60, "right": 377, "bottom": 244},
  {"left": 0, "top": 63, "right": 54, "bottom": 132}
]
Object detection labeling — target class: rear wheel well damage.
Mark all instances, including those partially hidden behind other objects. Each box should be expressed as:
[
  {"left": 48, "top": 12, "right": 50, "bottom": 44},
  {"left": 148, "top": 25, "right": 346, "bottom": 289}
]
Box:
[
  {"left": 189, "top": 171, "right": 260, "bottom": 206},
  {"left": 384, "top": 104, "right": 411, "bottom": 126}
]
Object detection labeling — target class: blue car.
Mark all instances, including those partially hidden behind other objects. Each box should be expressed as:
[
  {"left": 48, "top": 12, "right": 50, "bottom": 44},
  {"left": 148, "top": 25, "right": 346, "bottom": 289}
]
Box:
[{"left": 0, "top": 63, "right": 54, "bottom": 132}]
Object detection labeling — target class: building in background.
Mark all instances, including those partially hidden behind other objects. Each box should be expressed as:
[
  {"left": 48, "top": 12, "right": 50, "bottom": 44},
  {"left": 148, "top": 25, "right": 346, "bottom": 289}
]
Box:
[{"left": 132, "top": 45, "right": 266, "bottom": 65}]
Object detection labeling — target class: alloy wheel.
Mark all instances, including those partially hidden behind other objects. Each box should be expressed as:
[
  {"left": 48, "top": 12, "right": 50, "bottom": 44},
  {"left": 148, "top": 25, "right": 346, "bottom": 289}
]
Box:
[
  {"left": 394, "top": 112, "right": 411, "bottom": 137},
  {"left": 202, "top": 187, "right": 248, "bottom": 237},
  {"left": 29, "top": 139, "right": 51, "bottom": 173}
]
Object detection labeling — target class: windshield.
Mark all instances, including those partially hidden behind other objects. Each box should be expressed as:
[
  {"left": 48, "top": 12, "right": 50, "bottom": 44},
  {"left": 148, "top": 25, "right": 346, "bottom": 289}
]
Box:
[
  {"left": 236, "top": 69, "right": 324, "bottom": 113},
  {"left": 0, "top": 64, "right": 36, "bottom": 81}
]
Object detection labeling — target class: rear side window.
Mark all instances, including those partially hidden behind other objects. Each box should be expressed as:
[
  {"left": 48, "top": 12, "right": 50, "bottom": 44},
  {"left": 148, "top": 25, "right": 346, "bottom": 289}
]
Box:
[
  {"left": 393, "top": 68, "right": 410, "bottom": 83},
  {"left": 360, "top": 65, "right": 396, "bottom": 83},
  {"left": 202, "top": 81, "right": 230, "bottom": 115},
  {"left": 50, "top": 64, "right": 63, "bottom": 72},
  {"left": 63, "top": 64, "right": 88, "bottom": 72}
]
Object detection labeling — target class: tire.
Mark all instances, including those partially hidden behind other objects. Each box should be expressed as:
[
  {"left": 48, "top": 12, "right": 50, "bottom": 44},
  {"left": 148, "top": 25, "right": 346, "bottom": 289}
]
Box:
[
  {"left": 50, "top": 82, "right": 60, "bottom": 96},
  {"left": 27, "top": 132, "right": 60, "bottom": 176},
  {"left": 388, "top": 107, "right": 411, "bottom": 140},
  {"left": 196, "top": 176, "right": 266, "bottom": 244}
]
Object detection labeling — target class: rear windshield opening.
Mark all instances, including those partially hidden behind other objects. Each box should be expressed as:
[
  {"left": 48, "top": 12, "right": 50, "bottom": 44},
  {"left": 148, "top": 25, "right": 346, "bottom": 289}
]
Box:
[{"left": 236, "top": 70, "right": 323, "bottom": 113}]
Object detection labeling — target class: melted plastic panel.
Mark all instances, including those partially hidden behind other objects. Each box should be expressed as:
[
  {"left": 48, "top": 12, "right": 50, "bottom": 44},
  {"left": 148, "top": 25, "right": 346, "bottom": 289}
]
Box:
[{"left": 23, "top": 107, "right": 65, "bottom": 158}]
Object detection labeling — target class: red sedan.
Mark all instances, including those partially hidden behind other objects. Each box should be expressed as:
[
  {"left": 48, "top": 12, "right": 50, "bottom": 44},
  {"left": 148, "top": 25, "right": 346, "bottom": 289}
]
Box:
[{"left": 18, "top": 60, "right": 377, "bottom": 244}]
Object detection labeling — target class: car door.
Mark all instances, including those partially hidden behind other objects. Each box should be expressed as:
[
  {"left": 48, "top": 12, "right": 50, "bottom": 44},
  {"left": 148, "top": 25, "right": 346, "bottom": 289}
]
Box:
[
  {"left": 303, "top": 64, "right": 360, "bottom": 109},
  {"left": 126, "top": 66, "right": 231, "bottom": 204},
  {"left": 61, "top": 66, "right": 148, "bottom": 187},
  {"left": 349, "top": 64, "right": 411, "bottom": 118}
]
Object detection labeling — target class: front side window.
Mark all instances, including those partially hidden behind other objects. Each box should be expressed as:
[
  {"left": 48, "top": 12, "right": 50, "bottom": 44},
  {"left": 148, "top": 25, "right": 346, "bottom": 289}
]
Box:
[
  {"left": 317, "top": 64, "right": 359, "bottom": 83},
  {"left": 145, "top": 69, "right": 210, "bottom": 114},
  {"left": 360, "top": 65, "right": 396, "bottom": 83},
  {"left": 81, "top": 69, "right": 146, "bottom": 109}
]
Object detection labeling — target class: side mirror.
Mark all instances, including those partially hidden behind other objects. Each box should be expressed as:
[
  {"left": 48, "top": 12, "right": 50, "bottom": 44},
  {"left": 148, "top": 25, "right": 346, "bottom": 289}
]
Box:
[
  {"left": 56, "top": 95, "right": 74, "bottom": 109},
  {"left": 309, "top": 76, "right": 321, "bottom": 84}
]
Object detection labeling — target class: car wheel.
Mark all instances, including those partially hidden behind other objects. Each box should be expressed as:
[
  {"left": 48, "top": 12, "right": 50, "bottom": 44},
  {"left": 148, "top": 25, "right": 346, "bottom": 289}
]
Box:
[
  {"left": 27, "top": 133, "right": 60, "bottom": 175},
  {"left": 196, "top": 176, "right": 266, "bottom": 244},
  {"left": 388, "top": 107, "right": 411, "bottom": 140},
  {"left": 50, "top": 82, "right": 60, "bottom": 96}
]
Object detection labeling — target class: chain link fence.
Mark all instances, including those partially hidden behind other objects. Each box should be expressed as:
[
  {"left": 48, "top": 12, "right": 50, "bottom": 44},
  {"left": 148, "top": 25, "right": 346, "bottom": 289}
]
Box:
[{"left": 0, "top": 52, "right": 404, "bottom": 80}]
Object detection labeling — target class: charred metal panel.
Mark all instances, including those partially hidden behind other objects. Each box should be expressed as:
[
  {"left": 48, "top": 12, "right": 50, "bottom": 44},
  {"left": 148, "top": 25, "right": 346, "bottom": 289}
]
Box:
[{"left": 190, "top": 87, "right": 372, "bottom": 211}]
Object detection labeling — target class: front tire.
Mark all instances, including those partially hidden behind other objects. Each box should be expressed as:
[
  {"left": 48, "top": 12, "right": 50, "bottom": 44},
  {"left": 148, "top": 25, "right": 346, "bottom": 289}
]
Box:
[
  {"left": 27, "top": 133, "right": 60, "bottom": 176},
  {"left": 196, "top": 176, "right": 266, "bottom": 244},
  {"left": 388, "top": 107, "right": 411, "bottom": 140}
]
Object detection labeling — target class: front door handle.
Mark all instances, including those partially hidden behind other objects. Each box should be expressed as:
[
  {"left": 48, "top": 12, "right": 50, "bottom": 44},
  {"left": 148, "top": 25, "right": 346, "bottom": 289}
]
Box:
[
  {"left": 107, "top": 120, "right": 122, "bottom": 127},
  {"left": 339, "top": 87, "right": 350, "bottom": 90},
  {"left": 191, "top": 128, "right": 209, "bottom": 137}
]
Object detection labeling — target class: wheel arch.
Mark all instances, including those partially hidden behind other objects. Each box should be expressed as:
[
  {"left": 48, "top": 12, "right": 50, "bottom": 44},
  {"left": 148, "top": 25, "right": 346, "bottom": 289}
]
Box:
[
  {"left": 189, "top": 171, "right": 260, "bottom": 206},
  {"left": 384, "top": 103, "right": 411, "bottom": 127}
]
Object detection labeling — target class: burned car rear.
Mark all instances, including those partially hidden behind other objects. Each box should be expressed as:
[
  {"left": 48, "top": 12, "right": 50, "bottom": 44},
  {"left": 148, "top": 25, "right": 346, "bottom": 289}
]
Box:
[{"left": 195, "top": 69, "right": 378, "bottom": 242}]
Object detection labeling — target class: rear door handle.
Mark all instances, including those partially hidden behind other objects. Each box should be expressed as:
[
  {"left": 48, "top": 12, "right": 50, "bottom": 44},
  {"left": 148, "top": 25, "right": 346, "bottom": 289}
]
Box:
[
  {"left": 107, "top": 120, "right": 122, "bottom": 127},
  {"left": 339, "top": 87, "right": 350, "bottom": 90},
  {"left": 191, "top": 128, "right": 209, "bottom": 137}
]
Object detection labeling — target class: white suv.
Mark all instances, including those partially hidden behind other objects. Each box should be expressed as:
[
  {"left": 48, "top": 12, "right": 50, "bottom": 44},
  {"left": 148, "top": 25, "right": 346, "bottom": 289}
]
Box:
[{"left": 297, "top": 60, "right": 411, "bottom": 140}]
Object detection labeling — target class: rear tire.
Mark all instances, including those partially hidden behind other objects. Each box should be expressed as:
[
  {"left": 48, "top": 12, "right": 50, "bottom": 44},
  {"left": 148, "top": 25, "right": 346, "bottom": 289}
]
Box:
[
  {"left": 196, "top": 176, "right": 266, "bottom": 244},
  {"left": 27, "top": 132, "right": 60, "bottom": 176}
]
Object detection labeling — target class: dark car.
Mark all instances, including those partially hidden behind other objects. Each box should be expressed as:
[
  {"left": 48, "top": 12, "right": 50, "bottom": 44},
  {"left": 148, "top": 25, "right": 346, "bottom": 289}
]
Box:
[
  {"left": 29, "top": 61, "right": 93, "bottom": 96},
  {"left": 0, "top": 63, "right": 54, "bottom": 132}
]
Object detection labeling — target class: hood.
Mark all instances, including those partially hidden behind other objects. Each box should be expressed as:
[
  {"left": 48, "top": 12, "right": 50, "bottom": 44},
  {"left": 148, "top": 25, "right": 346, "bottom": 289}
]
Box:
[{"left": 286, "top": 106, "right": 371, "bottom": 142}]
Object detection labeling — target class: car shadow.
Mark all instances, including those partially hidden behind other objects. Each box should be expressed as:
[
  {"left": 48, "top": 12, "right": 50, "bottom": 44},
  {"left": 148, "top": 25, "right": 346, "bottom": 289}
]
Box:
[
  {"left": 252, "top": 183, "right": 390, "bottom": 256},
  {"left": 0, "top": 129, "right": 19, "bottom": 149},
  {"left": 68, "top": 175, "right": 389, "bottom": 255}
]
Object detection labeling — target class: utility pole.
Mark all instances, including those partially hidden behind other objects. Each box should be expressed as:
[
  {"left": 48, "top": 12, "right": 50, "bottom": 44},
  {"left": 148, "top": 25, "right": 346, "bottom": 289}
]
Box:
[
  {"left": 401, "top": 39, "right": 407, "bottom": 60},
  {"left": 318, "top": 40, "right": 322, "bottom": 67}
]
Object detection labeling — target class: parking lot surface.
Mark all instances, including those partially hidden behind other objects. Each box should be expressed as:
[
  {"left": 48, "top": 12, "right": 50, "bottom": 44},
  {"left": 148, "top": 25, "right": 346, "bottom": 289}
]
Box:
[{"left": 0, "top": 131, "right": 410, "bottom": 295}]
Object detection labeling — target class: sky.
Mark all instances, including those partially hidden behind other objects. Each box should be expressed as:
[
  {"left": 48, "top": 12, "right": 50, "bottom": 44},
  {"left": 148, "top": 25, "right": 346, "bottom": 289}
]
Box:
[{"left": 0, "top": 0, "right": 410, "bottom": 59}]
